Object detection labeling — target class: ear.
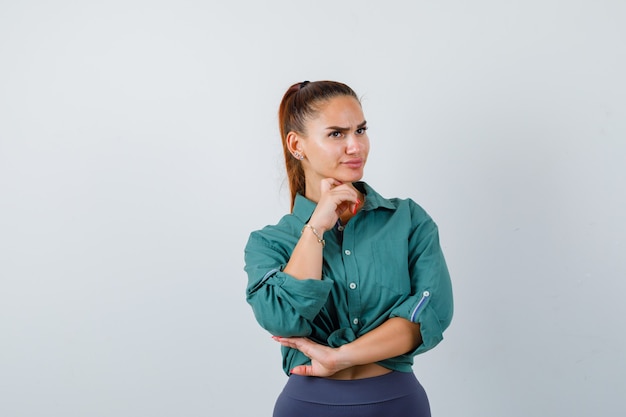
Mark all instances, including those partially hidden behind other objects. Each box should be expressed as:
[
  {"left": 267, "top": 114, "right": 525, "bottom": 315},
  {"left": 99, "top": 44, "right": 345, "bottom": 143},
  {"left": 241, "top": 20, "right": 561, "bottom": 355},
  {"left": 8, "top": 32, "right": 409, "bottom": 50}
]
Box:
[{"left": 286, "top": 131, "right": 303, "bottom": 156}]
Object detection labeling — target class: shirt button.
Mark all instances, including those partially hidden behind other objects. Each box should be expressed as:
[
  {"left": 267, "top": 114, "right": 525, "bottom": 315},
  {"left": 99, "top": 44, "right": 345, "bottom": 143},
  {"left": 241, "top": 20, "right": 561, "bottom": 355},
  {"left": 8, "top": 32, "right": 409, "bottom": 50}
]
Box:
[
  {"left": 353, "top": 318, "right": 359, "bottom": 325},
  {"left": 349, "top": 282, "right": 357, "bottom": 290},
  {"left": 344, "top": 250, "right": 351, "bottom": 256},
  {"left": 337, "top": 225, "right": 344, "bottom": 231}
]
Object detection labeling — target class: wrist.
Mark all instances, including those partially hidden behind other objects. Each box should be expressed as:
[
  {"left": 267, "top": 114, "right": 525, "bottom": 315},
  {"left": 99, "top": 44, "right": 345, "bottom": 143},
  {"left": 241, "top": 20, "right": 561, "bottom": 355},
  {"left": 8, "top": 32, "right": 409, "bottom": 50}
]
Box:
[
  {"left": 335, "top": 344, "right": 356, "bottom": 370},
  {"left": 301, "top": 223, "right": 326, "bottom": 247},
  {"left": 306, "top": 216, "right": 328, "bottom": 234}
]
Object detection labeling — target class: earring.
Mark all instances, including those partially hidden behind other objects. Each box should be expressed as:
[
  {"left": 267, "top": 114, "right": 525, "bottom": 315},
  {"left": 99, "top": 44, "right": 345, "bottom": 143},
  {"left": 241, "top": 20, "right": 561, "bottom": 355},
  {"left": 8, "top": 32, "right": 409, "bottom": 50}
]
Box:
[{"left": 293, "top": 152, "right": 304, "bottom": 160}]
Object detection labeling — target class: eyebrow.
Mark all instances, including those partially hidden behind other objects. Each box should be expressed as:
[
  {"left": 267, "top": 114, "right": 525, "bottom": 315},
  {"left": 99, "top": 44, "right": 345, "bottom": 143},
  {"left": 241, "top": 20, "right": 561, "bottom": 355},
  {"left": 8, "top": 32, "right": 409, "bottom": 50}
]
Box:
[{"left": 325, "top": 120, "right": 368, "bottom": 132}]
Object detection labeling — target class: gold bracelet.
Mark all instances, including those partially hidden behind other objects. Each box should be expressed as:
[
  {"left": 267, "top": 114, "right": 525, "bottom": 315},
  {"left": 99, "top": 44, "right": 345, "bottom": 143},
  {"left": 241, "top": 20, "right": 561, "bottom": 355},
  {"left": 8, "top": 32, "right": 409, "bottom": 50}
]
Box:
[{"left": 301, "top": 224, "right": 325, "bottom": 247}]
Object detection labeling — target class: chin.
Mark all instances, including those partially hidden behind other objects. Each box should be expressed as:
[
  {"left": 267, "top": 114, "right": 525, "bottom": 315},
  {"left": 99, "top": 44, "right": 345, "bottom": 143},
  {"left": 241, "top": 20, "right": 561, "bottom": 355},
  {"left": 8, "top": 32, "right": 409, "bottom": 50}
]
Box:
[{"left": 342, "top": 173, "right": 364, "bottom": 183}]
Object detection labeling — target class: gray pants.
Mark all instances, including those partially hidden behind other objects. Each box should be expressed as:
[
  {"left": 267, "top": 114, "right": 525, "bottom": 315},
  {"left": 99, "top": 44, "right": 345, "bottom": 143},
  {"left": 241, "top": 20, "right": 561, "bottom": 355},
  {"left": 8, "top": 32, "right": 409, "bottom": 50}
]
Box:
[{"left": 273, "top": 371, "right": 431, "bottom": 417}]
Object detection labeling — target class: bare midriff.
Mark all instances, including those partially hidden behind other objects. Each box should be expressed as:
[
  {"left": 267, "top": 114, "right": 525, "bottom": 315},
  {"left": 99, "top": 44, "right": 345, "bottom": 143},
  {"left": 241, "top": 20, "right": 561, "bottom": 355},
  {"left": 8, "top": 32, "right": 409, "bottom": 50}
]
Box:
[{"left": 327, "top": 363, "right": 392, "bottom": 380}]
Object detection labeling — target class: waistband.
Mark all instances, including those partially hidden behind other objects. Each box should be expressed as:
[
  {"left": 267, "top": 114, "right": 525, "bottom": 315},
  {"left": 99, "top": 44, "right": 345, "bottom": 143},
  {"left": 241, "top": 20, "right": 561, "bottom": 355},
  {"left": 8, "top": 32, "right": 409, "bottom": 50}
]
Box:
[{"left": 280, "top": 371, "right": 422, "bottom": 405}]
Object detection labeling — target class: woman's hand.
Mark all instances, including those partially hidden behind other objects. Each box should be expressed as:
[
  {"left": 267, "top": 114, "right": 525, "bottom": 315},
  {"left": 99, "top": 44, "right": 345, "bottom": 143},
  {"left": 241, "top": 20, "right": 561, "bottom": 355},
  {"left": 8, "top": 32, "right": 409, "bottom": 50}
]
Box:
[
  {"left": 308, "top": 179, "right": 360, "bottom": 232},
  {"left": 274, "top": 318, "right": 422, "bottom": 377},
  {"left": 272, "top": 336, "right": 349, "bottom": 377}
]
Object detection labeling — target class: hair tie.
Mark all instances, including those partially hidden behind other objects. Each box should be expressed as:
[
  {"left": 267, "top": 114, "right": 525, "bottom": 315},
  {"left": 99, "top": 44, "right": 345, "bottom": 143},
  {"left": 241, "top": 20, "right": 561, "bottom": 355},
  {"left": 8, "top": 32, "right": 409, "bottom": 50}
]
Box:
[{"left": 299, "top": 81, "right": 310, "bottom": 89}]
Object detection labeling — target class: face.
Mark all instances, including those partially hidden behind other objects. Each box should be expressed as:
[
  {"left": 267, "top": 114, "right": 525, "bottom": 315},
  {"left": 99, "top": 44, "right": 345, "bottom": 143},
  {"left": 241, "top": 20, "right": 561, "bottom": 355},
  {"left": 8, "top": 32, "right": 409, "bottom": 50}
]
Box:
[{"left": 289, "top": 95, "right": 370, "bottom": 194}]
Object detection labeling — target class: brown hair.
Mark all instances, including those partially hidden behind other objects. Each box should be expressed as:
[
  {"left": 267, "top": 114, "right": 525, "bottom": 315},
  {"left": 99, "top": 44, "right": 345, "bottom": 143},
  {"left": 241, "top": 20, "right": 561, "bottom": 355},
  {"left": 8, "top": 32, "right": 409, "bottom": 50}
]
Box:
[{"left": 278, "top": 80, "right": 360, "bottom": 211}]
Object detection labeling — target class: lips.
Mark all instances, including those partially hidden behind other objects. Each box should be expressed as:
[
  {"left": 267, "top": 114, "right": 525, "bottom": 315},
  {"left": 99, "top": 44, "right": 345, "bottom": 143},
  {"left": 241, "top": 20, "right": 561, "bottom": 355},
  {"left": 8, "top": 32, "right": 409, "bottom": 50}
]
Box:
[{"left": 342, "top": 158, "right": 364, "bottom": 168}]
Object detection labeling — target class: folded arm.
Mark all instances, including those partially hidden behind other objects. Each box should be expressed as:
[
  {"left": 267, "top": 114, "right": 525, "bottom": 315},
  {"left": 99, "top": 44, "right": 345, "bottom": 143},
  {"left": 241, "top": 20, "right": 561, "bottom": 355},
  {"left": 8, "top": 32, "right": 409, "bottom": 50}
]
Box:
[{"left": 274, "top": 317, "right": 422, "bottom": 377}]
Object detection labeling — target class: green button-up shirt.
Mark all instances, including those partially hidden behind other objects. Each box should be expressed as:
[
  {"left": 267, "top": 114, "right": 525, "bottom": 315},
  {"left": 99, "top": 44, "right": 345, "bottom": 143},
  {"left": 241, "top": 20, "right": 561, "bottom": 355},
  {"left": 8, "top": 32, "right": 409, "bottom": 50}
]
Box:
[{"left": 244, "top": 182, "right": 453, "bottom": 375}]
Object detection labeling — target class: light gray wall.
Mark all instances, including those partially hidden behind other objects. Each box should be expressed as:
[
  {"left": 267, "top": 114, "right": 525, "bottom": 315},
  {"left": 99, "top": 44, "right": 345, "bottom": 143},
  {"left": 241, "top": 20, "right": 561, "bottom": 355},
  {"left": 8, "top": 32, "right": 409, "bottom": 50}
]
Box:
[{"left": 1, "top": 1, "right": 624, "bottom": 416}]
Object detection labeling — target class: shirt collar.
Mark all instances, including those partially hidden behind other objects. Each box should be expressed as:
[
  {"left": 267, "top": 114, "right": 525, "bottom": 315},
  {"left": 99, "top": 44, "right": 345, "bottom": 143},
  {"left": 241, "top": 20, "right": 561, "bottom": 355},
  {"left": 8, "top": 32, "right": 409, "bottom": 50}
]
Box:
[{"left": 292, "top": 181, "right": 396, "bottom": 223}]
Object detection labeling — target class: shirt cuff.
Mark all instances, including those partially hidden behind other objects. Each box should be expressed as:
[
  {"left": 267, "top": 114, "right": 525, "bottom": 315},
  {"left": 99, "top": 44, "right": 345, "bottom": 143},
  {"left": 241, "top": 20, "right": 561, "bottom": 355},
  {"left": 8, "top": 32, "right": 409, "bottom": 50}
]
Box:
[{"left": 272, "top": 270, "right": 335, "bottom": 321}]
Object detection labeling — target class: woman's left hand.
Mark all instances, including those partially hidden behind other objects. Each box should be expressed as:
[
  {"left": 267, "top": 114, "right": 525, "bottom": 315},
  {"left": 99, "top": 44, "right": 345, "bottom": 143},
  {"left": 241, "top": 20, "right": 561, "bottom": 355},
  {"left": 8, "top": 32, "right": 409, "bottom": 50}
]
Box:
[{"left": 272, "top": 336, "right": 347, "bottom": 377}]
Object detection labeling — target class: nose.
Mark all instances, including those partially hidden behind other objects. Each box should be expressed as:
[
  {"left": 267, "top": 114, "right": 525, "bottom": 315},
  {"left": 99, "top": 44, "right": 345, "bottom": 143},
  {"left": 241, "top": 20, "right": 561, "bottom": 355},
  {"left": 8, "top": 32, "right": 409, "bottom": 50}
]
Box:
[{"left": 346, "top": 135, "right": 360, "bottom": 154}]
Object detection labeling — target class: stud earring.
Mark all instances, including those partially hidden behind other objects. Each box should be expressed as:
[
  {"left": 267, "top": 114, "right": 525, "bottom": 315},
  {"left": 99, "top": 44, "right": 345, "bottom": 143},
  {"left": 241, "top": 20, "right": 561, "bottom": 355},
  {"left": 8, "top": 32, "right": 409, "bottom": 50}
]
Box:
[{"left": 293, "top": 152, "right": 304, "bottom": 160}]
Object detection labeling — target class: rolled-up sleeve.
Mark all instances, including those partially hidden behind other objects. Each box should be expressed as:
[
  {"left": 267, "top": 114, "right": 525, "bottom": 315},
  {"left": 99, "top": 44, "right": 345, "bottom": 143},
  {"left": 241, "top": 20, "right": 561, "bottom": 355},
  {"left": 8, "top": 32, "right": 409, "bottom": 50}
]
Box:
[
  {"left": 244, "top": 231, "right": 334, "bottom": 337},
  {"left": 389, "top": 202, "right": 453, "bottom": 355}
]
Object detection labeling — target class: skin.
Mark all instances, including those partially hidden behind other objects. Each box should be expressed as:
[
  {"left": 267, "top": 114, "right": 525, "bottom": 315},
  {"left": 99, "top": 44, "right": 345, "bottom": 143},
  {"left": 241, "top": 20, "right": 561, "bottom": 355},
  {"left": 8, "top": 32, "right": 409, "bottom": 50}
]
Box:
[{"left": 278, "top": 95, "right": 422, "bottom": 380}]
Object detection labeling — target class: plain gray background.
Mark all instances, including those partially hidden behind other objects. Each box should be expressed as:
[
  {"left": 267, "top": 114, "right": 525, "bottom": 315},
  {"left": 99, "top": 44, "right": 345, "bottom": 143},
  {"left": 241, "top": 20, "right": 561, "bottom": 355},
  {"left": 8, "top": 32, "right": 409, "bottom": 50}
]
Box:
[{"left": 1, "top": 1, "right": 625, "bottom": 416}]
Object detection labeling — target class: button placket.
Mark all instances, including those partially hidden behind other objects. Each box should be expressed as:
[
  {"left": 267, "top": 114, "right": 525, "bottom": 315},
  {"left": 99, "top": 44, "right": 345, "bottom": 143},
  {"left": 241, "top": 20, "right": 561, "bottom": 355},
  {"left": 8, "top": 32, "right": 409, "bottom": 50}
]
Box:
[{"left": 342, "top": 227, "right": 361, "bottom": 331}]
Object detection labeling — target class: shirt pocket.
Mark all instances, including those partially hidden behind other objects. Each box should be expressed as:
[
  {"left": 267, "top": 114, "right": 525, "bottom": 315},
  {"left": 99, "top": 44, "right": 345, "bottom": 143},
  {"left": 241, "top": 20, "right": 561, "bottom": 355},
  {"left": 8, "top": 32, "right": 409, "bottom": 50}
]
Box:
[{"left": 369, "top": 239, "right": 411, "bottom": 295}]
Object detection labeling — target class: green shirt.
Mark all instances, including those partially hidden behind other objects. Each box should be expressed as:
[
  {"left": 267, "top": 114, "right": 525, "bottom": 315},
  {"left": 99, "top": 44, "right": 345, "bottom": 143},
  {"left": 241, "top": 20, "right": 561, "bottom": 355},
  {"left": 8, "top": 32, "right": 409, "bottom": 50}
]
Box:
[{"left": 244, "top": 182, "right": 453, "bottom": 375}]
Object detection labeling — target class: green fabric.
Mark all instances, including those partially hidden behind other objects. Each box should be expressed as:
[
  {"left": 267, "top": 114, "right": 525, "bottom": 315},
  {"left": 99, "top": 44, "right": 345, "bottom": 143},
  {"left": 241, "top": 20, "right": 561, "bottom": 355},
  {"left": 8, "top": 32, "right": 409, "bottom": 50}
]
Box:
[{"left": 244, "top": 182, "right": 453, "bottom": 375}]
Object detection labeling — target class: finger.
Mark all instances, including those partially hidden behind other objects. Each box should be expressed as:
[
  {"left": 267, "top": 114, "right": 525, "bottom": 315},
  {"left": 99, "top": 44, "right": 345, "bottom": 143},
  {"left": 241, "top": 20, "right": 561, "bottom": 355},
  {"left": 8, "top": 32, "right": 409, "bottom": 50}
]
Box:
[
  {"left": 326, "top": 178, "right": 343, "bottom": 187},
  {"left": 320, "top": 178, "right": 343, "bottom": 193},
  {"left": 289, "top": 365, "right": 314, "bottom": 376},
  {"left": 272, "top": 336, "right": 308, "bottom": 352},
  {"left": 272, "top": 336, "right": 295, "bottom": 347},
  {"left": 328, "top": 188, "right": 357, "bottom": 207}
]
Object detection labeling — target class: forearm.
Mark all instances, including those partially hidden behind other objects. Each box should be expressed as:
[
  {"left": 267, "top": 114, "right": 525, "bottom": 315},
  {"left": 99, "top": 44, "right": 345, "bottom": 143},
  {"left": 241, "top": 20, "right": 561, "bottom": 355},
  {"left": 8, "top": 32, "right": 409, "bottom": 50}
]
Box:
[
  {"left": 337, "top": 317, "right": 422, "bottom": 367},
  {"left": 283, "top": 224, "right": 326, "bottom": 280}
]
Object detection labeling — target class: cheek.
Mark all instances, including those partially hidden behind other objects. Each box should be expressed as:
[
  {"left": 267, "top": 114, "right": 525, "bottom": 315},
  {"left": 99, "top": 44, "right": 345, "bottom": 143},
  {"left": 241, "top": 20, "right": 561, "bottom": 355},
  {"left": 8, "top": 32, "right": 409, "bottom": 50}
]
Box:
[{"left": 361, "top": 139, "right": 371, "bottom": 155}]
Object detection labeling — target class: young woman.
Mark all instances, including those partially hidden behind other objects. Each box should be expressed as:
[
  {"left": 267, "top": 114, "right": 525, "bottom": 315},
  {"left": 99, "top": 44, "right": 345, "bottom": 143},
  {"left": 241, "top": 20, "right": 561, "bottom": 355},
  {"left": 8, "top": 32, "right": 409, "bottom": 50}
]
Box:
[{"left": 244, "top": 80, "right": 453, "bottom": 417}]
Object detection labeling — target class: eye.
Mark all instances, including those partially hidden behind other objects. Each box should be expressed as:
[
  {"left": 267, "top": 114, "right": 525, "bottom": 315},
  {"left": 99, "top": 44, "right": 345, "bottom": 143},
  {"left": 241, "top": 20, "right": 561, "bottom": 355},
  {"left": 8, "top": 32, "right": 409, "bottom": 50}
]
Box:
[
  {"left": 356, "top": 126, "right": 368, "bottom": 135},
  {"left": 329, "top": 131, "right": 343, "bottom": 138}
]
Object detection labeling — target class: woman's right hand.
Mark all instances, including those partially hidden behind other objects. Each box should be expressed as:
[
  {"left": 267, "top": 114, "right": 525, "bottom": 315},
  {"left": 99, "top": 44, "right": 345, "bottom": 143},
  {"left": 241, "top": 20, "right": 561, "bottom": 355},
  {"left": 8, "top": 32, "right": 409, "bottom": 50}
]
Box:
[
  {"left": 308, "top": 179, "right": 360, "bottom": 232},
  {"left": 284, "top": 179, "right": 360, "bottom": 280}
]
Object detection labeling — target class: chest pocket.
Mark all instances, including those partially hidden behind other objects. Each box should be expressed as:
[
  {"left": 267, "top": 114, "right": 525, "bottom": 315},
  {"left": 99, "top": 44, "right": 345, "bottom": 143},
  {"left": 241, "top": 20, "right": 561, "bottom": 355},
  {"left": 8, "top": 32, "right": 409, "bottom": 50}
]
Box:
[{"left": 369, "top": 239, "right": 411, "bottom": 295}]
